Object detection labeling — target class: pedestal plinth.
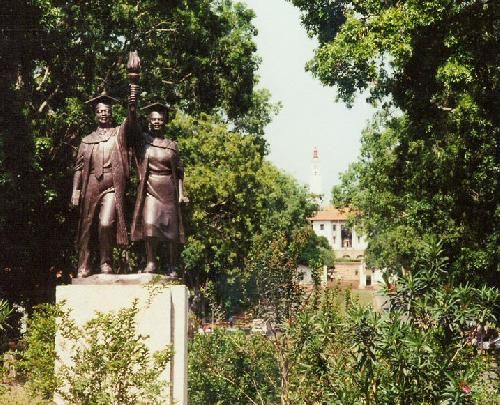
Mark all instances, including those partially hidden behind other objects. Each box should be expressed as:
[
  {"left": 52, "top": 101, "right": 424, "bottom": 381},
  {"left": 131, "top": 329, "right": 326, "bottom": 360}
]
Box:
[{"left": 55, "top": 276, "right": 187, "bottom": 404}]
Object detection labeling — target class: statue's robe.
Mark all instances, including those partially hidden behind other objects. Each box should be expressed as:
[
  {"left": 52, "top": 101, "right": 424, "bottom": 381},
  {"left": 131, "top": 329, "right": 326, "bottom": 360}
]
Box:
[{"left": 74, "top": 122, "right": 132, "bottom": 254}]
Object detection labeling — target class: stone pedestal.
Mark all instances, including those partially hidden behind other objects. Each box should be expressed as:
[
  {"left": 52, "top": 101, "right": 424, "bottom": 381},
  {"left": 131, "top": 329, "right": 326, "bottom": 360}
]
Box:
[{"left": 55, "top": 276, "right": 187, "bottom": 404}]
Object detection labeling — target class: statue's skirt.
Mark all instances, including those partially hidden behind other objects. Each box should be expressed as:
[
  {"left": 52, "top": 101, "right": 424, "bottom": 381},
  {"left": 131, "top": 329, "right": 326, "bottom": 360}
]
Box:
[{"left": 142, "top": 172, "right": 178, "bottom": 242}]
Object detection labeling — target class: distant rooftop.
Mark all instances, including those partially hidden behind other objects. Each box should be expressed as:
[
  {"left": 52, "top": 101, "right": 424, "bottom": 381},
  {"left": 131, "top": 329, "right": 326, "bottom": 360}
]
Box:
[{"left": 309, "top": 206, "right": 353, "bottom": 221}]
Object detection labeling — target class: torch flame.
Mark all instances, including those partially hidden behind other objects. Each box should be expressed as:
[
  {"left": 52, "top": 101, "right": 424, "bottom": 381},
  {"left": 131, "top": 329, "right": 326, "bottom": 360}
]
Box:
[{"left": 127, "top": 51, "right": 141, "bottom": 74}]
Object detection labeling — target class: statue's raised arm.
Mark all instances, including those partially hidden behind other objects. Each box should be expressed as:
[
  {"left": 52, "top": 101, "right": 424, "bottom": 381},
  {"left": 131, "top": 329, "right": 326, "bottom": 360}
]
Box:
[{"left": 122, "top": 51, "right": 141, "bottom": 148}]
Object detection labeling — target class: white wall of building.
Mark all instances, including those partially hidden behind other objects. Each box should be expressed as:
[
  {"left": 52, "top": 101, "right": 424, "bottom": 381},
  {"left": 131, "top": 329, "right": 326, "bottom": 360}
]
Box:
[{"left": 311, "top": 219, "right": 367, "bottom": 252}]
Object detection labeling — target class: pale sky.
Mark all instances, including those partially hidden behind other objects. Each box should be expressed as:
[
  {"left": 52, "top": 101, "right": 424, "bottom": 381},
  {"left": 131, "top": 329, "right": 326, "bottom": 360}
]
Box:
[{"left": 244, "top": 0, "right": 375, "bottom": 201}]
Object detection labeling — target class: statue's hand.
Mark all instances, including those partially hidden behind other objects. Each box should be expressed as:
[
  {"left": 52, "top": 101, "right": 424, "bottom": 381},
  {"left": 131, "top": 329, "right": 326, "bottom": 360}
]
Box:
[
  {"left": 130, "top": 84, "right": 139, "bottom": 99},
  {"left": 71, "top": 190, "right": 81, "bottom": 207},
  {"left": 128, "top": 85, "right": 139, "bottom": 111},
  {"left": 128, "top": 94, "right": 137, "bottom": 113}
]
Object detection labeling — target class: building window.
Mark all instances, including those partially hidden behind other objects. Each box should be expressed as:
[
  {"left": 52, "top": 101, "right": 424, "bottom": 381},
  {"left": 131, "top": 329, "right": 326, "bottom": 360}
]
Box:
[
  {"left": 341, "top": 224, "right": 352, "bottom": 248},
  {"left": 319, "top": 224, "right": 324, "bottom": 230},
  {"left": 332, "top": 224, "right": 336, "bottom": 232}
]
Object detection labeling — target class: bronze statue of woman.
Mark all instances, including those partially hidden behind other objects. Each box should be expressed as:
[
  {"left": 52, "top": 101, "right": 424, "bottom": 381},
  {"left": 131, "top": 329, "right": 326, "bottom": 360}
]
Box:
[{"left": 131, "top": 103, "right": 187, "bottom": 275}]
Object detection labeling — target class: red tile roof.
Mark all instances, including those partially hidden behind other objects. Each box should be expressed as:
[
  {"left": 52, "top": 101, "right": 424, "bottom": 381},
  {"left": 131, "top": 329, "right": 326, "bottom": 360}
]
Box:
[{"left": 309, "top": 207, "right": 353, "bottom": 221}]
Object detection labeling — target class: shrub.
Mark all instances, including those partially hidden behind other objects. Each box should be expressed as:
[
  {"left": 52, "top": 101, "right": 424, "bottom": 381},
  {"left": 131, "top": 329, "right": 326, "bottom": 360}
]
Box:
[
  {"left": 19, "top": 303, "right": 61, "bottom": 399},
  {"left": 20, "top": 300, "right": 171, "bottom": 404},
  {"left": 57, "top": 299, "right": 172, "bottom": 404},
  {"left": 189, "top": 329, "right": 280, "bottom": 404}
]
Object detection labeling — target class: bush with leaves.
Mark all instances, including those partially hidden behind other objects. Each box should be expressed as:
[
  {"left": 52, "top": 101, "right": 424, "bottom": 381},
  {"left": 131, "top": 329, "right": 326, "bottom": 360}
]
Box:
[
  {"left": 189, "top": 328, "right": 280, "bottom": 405},
  {"left": 0, "top": 299, "right": 13, "bottom": 351},
  {"left": 287, "top": 285, "right": 498, "bottom": 404},
  {"left": 0, "top": 300, "right": 12, "bottom": 332},
  {"left": 0, "top": 385, "right": 50, "bottom": 405},
  {"left": 19, "top": 303, "right": 61, "bottom": 399},
  {"left": 19, "top": 299, "right": 172, "bottom": 404},
  {"left": 284, "top": 289, "right": 352, "bottom": 404},
  {"left": 56, "top": 299, "right": 171, "bottom": 405},
  {"left": 189, "top": 281, "right": 498, "bottom": 404}
]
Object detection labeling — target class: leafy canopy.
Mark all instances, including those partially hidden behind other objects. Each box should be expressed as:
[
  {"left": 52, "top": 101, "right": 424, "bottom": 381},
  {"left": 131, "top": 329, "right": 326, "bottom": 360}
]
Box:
[{"left": 291, "top": 0, "right": 499, "bottom": 287}]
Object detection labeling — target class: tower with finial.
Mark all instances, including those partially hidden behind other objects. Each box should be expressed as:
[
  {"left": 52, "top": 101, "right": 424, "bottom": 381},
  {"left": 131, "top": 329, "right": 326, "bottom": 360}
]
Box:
[{"left": 309, "top": 147, "right": 324, "bottom": 206}]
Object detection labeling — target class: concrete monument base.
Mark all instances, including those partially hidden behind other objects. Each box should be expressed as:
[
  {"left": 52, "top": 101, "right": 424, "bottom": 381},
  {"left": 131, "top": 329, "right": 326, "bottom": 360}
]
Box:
[{"left": 55, "top": 276, "right": 187, "bottom": 404}]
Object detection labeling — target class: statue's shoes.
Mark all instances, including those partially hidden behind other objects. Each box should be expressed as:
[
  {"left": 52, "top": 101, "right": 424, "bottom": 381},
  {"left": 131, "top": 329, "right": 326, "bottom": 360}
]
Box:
[
  {"left": 143, "top": 263, "right": 157, "bottom": 273},
  {"left": 77, "top": 268, "right": 92, "bottom": 278},
  {"left": 100, "top": 263, "right": 113, "bottom": 274},
  {"left": 167, "top": 270, "right": 178, "bottom": 279}
]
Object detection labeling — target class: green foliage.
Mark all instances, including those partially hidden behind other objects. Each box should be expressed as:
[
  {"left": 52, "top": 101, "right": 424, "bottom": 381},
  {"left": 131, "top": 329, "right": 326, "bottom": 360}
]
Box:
[
  {"left": 274, "top": 289, "right": 350, "bottom": 404},
  {"left": 19, "top": 303, "right": 61, "bottom": 399},
  {"left": 288, "top": 2, "right": 499, "bottom": 401},
  {"left": 287, "top": 288, "right": 497, "bottom": 404},
  {"left": 291, "top": 0, "right": 499, "bottom": 289},
  {"left": 188, "top": 285, "right": 498, "bottom": 404},
  {"left": 188, "top": 329, "right": 280, "bottom": 405},
  {"left": 246, "top": 226, "right": 328, "bottom": 404},
  {"left": 288, "top": 0, "right": 348, "bottom": 44},
  {"left": 292, "top": 0, "right": 499, "bottom": 110},
  {"left": 244, "top": 163, "right": 320, "bottom": 319},
  {"left": 172, "top": 112, "right": 264, "bottom": 312},
  {"left": 169, "top": 113, "right": 318, "bottom": 315},
  {"left": 254, "top": 162, "right": 317, "bottom": 240},
  {"left": 232, "top": 89, "right": 282, "bottom": 150},
  {"left": 298, "top": 231, "right": 331, "bottom": 269},
  {"left": 333, "top": 108, "right": 498, "bottom": 287},
  {"left": 19, "top": 300, "right": 171, "bottom": 404},
  {"left": 57, "top": 300, "right": 171, "bottom": 404},
  {"left": 340, "top": 307, "right": 479, "bottom": 404},
  {"left": 0, "top": 300, "right": 12, "bottom": 334},
  {"left": 248, "top": 227, "right": 320, "bottom": 324}
]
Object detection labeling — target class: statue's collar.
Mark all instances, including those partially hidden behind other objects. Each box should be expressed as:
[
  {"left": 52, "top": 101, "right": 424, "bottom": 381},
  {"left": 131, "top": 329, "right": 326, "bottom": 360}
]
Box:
[
  {"left": 83, "top": 127, "right": 115, "bottom": 143},
  {"left": 145, "top": 133, "right": 175, "bottom": 149}
]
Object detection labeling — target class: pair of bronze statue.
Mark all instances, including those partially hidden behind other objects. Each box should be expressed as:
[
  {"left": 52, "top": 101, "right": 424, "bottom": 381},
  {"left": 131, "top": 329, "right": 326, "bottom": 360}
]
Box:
[{"left": 71, "top": 52, "right": 186, "bottom": 278}]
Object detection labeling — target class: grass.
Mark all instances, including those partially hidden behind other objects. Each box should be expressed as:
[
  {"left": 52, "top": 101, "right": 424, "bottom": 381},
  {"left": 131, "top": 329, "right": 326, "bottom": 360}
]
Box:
[
  {"left": 320, "top": 285, "right": 384, "bottom": 314},
  {"left": 350, "top": 288, "right": 378, "bottom": 307},
  {"left": 0, "top": 384, "right": 50, "bottom": 405}
]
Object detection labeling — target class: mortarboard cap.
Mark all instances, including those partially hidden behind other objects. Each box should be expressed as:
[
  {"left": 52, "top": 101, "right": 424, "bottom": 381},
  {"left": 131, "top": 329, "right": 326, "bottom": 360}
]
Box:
[
  {"left": 141, "top": 102, "right": 170, "bottom": 115},
  {"left": 85, "top": 92, "right": 120, "bottom": 109}
]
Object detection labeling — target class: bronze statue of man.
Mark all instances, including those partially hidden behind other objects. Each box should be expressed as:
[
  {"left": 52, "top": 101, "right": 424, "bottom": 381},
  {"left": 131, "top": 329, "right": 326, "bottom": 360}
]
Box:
[{"left": 71, "top": 89, "right": 139, "bottom": 277}]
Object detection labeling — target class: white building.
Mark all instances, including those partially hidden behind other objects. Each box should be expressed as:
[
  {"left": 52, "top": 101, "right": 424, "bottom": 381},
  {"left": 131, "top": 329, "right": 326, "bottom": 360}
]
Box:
[
  {"left": 305, "top": 151, "right": 381, "bottom": 288},
  {"left": 309, "top": 207, "right": 385, "bottom": 289},
  {"left": 309, "top": 207, "right": 367, "bottom": 260}
]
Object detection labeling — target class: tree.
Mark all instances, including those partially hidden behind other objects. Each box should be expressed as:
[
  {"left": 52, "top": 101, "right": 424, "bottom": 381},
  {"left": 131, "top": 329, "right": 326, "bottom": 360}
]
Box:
[
  {"left": 171, "top": 112, "right": 264, "bottom": 313},
  {"left": 289, "top": 2, "right": 500, "bottom": 398},
  {"left": 165, "top": 111, "right": 321, "bottom": 316},
  {"left": 246, "top": 224, "right": 328, "bottom": 405},
  {"left": 254, "top": 163, "right": 316, "bottom": 238},
  {"left": 290, "top": 0, "right": 499, "bottom": 288}
]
